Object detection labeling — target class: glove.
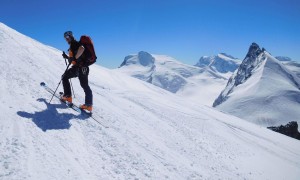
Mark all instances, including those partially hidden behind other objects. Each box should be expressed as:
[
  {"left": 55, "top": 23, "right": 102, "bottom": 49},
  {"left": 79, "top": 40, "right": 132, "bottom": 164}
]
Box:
[
  {"left": 62, "top": 51, "right": 68, "bottom": 59},
  {"left": 68, "top": 57, "right": 75, "bottom": 64},
  {"left": 71, "top": 60, "right": 77, "bottom": 65}
]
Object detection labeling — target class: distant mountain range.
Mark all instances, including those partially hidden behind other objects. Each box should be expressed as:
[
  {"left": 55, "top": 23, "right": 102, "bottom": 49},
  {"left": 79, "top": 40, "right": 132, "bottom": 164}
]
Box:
[
  {"left": 118, "top": 43, "right": 300, "bottom": 128},
  {"left": 118, "top": 51, "right": 241, "bottom": 106},
  {"left": 275, "top": 56, "right": 292, "bottom": 62},
  {"left": 117, "top": 51, "right": 237, "bottom": 105}
]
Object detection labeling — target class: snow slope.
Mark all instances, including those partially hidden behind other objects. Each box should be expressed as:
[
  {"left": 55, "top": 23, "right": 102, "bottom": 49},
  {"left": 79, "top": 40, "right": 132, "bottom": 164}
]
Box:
[
  {"left": 117, "top": 51, "right": 228, "bottom": 106},
  {"left": 214, "top": 43, "right": 300, "bottom": 127},
  {"left": 1, "top": 23, "right": 300, "bottom": 180}
]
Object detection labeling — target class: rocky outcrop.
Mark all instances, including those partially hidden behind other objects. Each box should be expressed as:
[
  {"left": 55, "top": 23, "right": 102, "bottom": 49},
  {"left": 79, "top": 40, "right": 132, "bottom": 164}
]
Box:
[{"left": 268, "top": 121, "right": 300, "bottom": 140}]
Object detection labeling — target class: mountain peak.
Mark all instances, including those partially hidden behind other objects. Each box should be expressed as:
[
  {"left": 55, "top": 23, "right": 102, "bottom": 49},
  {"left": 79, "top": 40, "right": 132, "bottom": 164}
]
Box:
[
  {"left": 233, "top": 43, "right": 266, "bottom": 84},
  {"left": 246, "top": 42, "right": 263, "bottom": 59},
  {"left": 213, "top": 43, "right": 300, "bottom": 127},
  {"left": 213, "top": 43, "right": 267, "bottom": 107},
  {"left": 119, "top": 51, "right": 155, "bottom": 67},
  {"left": 137, "top": 51, "right": 154, "bottom": 66},
  {"left": 195, "top": 53, "right": 240, "bottom": 73}
]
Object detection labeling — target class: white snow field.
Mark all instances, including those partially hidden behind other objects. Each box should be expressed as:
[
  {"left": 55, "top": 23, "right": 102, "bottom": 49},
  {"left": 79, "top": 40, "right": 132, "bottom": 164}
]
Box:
[{"left": 1, "top": 23, "right": 300, "bottom": 180}]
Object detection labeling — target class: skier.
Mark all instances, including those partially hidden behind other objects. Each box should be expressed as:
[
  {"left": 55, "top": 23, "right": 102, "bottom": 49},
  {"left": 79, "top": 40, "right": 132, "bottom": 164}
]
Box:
[{"left": 61, "top": 31, "right": 93, "bottom": 111}]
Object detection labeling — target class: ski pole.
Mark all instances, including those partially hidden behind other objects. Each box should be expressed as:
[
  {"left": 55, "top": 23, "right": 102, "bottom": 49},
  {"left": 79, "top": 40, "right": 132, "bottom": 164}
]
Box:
[
  {"left": 64, "top": 57, "right": 75, "bottom": 98},
  {"left": 49, "top": 63, "right": 71, "bottom": 104}
]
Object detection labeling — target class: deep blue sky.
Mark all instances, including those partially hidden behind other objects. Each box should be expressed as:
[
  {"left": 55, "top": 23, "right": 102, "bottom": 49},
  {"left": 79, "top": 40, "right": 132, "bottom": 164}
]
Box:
[{"left": 1, "top": 0, "right": 300, "bottom": 68}]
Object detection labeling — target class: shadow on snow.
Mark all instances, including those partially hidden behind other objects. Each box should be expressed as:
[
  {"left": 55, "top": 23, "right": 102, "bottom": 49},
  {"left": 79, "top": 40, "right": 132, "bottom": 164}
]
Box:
[{"left": 17, "top": 98, "right": 88, "bottom": 132}]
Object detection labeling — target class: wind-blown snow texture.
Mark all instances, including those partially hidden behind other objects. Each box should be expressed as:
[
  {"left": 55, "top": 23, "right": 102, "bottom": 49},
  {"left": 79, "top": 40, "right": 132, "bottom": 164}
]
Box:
[
  {"left": 118, "top": 51, "right": 228, "bottom": 106},
  {"left": 1, "top": 23, "right": 300, "bottom": 180},
  {"left": 214, "top": 43, "right": 300, "bottom": 128}
]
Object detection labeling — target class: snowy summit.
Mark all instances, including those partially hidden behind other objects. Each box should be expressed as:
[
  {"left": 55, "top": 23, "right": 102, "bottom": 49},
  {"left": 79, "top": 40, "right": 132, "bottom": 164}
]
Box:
[
  {"left": 213, "top": 43, "right": 300, "bottom": 128},
  {"left": 195, "top": 53, "right": 241, "bottom": 75}
]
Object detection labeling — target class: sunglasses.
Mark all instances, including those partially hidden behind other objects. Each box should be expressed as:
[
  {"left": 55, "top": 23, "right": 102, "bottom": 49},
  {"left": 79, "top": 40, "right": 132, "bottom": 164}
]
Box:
[{"left": 65, "top": 36, "right": 71, "bottom": 40}]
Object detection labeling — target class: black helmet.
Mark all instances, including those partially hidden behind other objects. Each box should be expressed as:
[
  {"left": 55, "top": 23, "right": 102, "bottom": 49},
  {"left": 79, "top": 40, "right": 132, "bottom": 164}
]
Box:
[{"left": 64, "top": 31, "right": 73, "bottom": 38}]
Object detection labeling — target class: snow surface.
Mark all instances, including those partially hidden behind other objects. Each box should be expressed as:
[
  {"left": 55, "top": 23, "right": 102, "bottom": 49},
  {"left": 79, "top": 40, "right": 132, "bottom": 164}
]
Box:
[
  {"left": 117, "top": 52, "right": 228, "bottom": 106},
  {"left": 1, "top": 22, "right": 300, "bottom": 180}
]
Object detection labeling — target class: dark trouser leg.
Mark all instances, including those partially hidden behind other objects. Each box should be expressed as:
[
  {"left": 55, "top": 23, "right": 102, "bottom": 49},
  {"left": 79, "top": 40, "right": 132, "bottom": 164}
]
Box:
[
  {"left": 62, "top": 79, "right": 71, "bottom": 96},
  {"left": 79, "top": 66, "right": 93, "bottom": 105},
  {"left": 62, "top": 67, "right": 78, "bottom": 96}
]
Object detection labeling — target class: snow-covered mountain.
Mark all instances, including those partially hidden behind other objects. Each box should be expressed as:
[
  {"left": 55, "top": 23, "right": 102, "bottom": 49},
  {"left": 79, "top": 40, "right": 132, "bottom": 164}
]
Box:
[
  {"left": 279, "top": 59, "right": 300, "bottom": 78},
  {"left": 275, "top": 56, "right": 292, "bottom": 62},
  {"left": 213, "top": 43, "right": 300, "bottom": 128},
  {"left": 1, "top": 23, "right": 300, "bottom": 179},
  {"left": 195, "top": 53, "right": 241, "bottom": 76},
  {"left": 274, "top": 56, "right": 300, "bottom": 78},
  {"left": 117, "top": 51, "right": 228, "bottom": 105},
  {"left": 284, "top": 61, "right": 300, "bottom": 78}
]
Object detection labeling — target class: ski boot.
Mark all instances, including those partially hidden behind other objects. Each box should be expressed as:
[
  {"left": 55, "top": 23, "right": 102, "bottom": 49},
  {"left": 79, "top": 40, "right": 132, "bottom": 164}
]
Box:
[
  {"left": 61, "top": 95, "right": 72, "bottom": 103},
  {"left": 80, "top": 104, "right": 93, "bottom": 112}
]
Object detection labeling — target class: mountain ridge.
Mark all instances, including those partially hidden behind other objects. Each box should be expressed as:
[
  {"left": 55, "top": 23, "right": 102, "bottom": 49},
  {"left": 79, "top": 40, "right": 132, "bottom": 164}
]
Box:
[{"left": 213, "top": 42, "right": 300, "bottom": 127}]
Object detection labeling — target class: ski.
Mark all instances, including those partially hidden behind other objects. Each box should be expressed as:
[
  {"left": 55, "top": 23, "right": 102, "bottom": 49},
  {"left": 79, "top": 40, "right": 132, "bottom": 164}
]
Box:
[
  {"left": 40, "top": 82, "right": 81, "bottom": 113},
  {"left": 58, "top": 91, "right": 108, "bottom": 128},
  {"left": 81, "top": 109, "right": 108, "bottom": 128},
  {"left": 40, "top": 82, "right": 109, "bottom": 128}
]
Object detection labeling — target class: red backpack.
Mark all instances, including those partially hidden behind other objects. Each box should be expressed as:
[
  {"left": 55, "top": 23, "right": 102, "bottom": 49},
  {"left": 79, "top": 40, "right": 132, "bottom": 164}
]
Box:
[{"left": 79, "top": 35, "right": 97, "bottom": 66}]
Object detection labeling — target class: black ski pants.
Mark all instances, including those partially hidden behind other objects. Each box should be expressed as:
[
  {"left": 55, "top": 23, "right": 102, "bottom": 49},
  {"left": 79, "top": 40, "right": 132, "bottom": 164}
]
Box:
[{"left": 62, "top": 66, "right": 93, "bottom": 105}]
